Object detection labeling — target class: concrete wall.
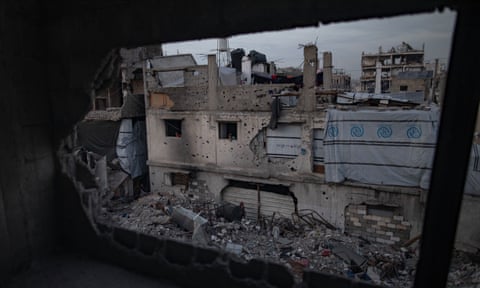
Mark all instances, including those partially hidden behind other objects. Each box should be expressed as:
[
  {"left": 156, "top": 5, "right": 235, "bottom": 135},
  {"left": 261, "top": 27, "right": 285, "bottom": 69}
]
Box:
[
  {"left": 0, "top": 0, "right": 56, "bottom": 282},
  {"left": 390, "top": 78, "right": 427, "bottom": 93}
]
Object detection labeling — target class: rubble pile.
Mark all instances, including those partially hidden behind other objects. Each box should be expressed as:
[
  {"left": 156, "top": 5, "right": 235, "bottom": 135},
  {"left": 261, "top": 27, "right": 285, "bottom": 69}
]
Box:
[{"left": 99, "top": 193, "right": 480, "bottom": 287}]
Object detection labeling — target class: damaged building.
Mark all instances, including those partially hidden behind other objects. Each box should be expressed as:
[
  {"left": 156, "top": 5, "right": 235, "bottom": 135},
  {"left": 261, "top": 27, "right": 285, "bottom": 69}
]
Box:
[
  {"left": 142, "top": 44, "right": 480, "bottom": 252},
  {"left": 2, "top": 1, "right": 480, "bottom": 288}
]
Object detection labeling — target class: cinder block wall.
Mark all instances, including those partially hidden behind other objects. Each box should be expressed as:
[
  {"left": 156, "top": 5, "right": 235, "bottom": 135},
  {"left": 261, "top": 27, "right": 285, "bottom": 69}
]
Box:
[{"left": 345, "top": 204, "right": 412, "bottom": 245}]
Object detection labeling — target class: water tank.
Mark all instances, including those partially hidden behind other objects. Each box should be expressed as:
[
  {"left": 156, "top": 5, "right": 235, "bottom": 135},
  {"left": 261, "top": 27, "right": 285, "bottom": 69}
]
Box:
[
  {"left": 231, "top": 48, "right": 245, "bottom": 72},
  {"left": 218, "top": 38, "right": 229, "bottom": 51}
]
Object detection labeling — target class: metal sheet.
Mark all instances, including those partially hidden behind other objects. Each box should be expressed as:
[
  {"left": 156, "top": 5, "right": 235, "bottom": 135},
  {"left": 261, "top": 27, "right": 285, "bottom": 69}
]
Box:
[{"left": 222, "top": 186, "right": 295, "bottom": 220}]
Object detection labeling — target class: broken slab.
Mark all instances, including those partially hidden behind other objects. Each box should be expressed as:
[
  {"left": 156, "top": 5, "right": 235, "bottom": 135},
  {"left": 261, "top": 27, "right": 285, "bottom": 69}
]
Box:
[
  {"left": 331, "top": 242, "right": 367, "bottom": 267},
  {"left": 171, "top": 206, "right": 207, "bottom": 232}
]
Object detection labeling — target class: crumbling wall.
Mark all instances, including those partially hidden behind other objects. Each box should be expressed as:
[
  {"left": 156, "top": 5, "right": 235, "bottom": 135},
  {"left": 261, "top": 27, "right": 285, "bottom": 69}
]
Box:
[
  {"left": 217, "top": 84, "right": 291, "bottom": 111},
  {"left": 184, "top": 66, "right": 208, "bottom": 87},
  {"left": 292, "top": 182, "right": 423, "bottom": 240},
  {"left": 149, "top": 87, "right": 209, "bottom": 111}
]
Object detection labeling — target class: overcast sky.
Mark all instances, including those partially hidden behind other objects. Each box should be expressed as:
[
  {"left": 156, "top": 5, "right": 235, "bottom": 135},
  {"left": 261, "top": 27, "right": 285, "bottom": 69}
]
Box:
[{"left": 163, "top": 9, "right": 456, "bottom": 79}]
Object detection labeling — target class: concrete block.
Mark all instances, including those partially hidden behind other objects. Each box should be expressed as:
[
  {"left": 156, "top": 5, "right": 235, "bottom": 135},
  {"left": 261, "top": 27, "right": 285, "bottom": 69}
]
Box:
[
  {"left": 350, "top": 217, "right": 359, "bottom": 222},
  {"left": 357, "top": 209, "right": 367, "bottom": 215},
  {"left": 376, "top": 230, "right": 385, "bottom": 235},
  {"left": 165, "top": 239, "right": 194, "bottom": 266},
  {"left": 194, "top": 246, "right": 219, "bottom": 265},
  {"left": 391, "top": 236, "right": 400, "bottom": 242},
  {"left": 267, "top": 262, "right": 294, "bottom": 288},
  {"left": 371, "top": 215, "right": 381, "bottom": 221},
  {"left": 353, "top": 222, "right": 361, "bottom": 227},
  {"left": 396, "top": 224, "right": 408, "bottom": 230},
  {"left": 401, "top": 221, "right": 411, "bottom": 226},
  {"left": 138, "top": 233, "right": 161, "bottom": 255},
  {"left": 385, "top": 231, "right": 393, "bottom": 236},
  {"left": 387, "top": 223, "right": 396, "bottom": 229},
  {"left": 378, "top": 221, "right": 386, "bottom": 227},
  {"left": 113, "top": 227, "right": 138, "bottom": 249},
  {"left": 230, "top": 258, "right": 265, "bottom": 280},
  {"left": 303, "top": 270, "right": 359, "bottom": 288},
  {"left": 376, "top": 237, "right": 387, "bottom": 244},
  {"left": 393, "top": 215, "right": 404, "bottom": 221}
]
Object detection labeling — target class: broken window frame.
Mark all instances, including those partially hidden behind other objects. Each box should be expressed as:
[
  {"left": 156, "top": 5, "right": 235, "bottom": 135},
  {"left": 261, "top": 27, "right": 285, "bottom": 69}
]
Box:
[{"left": 165, "top": 119, "right": 182, "bottom": 137}]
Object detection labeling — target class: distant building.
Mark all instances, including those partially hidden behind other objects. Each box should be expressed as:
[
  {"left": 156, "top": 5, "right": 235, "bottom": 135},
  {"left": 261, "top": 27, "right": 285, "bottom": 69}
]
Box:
[
  {"left": 331, "top": 68, "right": 351, "bottom": 91},
  {"left": 360, "top": 42, "right": 425, "bottom": 93}
]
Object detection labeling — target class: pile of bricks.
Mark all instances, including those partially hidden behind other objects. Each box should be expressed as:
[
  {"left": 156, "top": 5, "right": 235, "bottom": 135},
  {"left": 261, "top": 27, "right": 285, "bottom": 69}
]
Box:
[{"left": 345, "top": 204, "right": 411, "bottom": 245}]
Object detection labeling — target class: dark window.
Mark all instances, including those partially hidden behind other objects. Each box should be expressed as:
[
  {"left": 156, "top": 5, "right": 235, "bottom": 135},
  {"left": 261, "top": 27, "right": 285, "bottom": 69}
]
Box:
[
  {"left": 219, "top": 122, "right": 237, "bottom": 140},
  {"left": 165, "top": 119, "right": 182, "bottom": 137},
  {"left": 400, "top": 85, "right": 408, "bottom": 91}
]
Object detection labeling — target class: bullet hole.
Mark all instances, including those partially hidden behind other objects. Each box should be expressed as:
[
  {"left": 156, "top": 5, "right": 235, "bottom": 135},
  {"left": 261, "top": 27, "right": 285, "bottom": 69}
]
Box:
[
  {"left": 185, "top": 143, "right": 189, "bottom": 146},
  {"left": 192, "top": 154, "right": 196, "bottom": 157},
  {"left": 206, "top": 140, "right": 210, "bottom": 144},
  {"left": 322, "top": 191, "right": 326, "bottom": 195},
  {"left": 164, "top": 142, "right": 167, "bottom": 145},
  {"left": 290, "top": 167, "right": 296, "bottom": 171},
  {"left": 244, "top": 123, "right": 247, "bottom": 127},
  {"left": 247, "top": 131, "right": 250, "bottom": 134},
  {"left": 325, "top": 197, "right": 329, "bottom": 200},
  {"left": 206, "top": 156, "right": 209, "bottom": 158}
]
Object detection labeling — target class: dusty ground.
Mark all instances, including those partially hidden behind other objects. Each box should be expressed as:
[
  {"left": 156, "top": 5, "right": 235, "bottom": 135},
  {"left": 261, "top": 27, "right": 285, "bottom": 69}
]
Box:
[{"left": 99, "top": 192, "right": 480, "bottom": 287}]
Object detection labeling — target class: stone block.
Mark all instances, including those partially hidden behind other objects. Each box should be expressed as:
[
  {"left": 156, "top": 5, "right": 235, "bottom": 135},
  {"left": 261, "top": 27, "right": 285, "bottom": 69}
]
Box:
[
  {"left": 385, "top": 231, "right": 393, "bottom": 236},
  {"left": 387, "top": 223, "right": 396, "bottom": 229},
  {"left": 353, "top": 222, "right": 361, "bottom": 227}
]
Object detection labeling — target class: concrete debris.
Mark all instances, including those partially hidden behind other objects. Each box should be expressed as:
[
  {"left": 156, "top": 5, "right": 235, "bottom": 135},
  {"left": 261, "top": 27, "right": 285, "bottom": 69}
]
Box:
[
  {"left": 100, "top": 193, "right": 480, "bottom": 287},
  {"left": 331, "top": 242, "right": 367, "bottom": 268},
  {"left": 171, "top": 206, "right": 207, "bottom": 232},
  {"left": 225, "top": 243, "right": 243, "bottom": 256}
]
